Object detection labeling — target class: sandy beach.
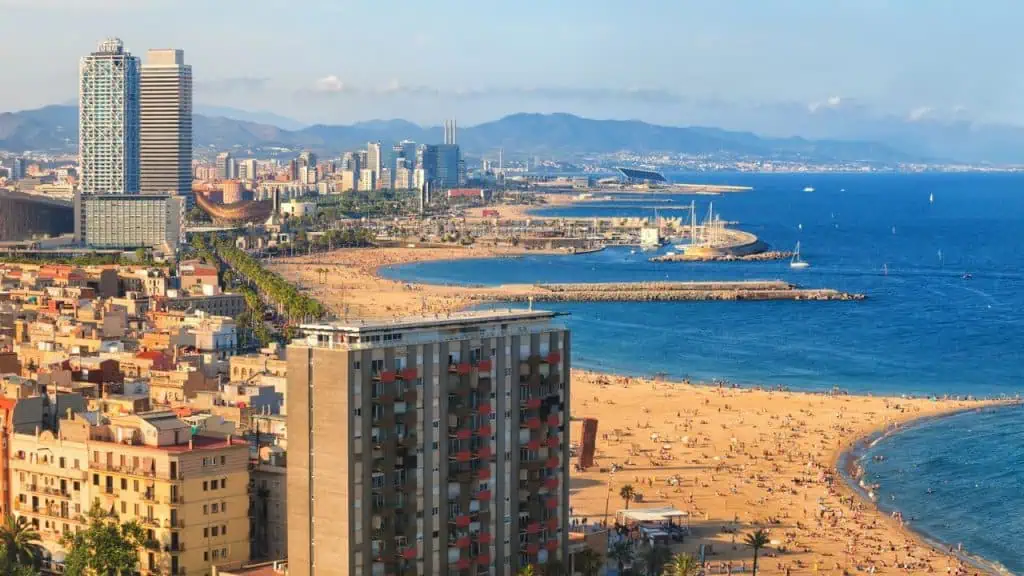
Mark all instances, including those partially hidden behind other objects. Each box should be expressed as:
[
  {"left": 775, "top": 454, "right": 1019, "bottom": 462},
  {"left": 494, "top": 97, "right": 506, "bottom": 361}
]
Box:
[{"left": 272, "top": 247, "right": 1010, "bottom": 575}]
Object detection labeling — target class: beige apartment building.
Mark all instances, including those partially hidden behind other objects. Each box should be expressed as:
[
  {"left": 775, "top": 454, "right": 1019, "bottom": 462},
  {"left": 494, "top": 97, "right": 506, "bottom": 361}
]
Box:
[
  {"left": 8, "top": 409, "right": 250, "bottom": 575},
  {"left": 287, "top": 310, "right": 570, "bottom": 576}
]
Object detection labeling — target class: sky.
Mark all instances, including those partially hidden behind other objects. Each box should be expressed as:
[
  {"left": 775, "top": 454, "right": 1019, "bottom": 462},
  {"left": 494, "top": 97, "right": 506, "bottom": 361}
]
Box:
[{"left": 2, "top": 0, "right": 1022, "bottom": 130}]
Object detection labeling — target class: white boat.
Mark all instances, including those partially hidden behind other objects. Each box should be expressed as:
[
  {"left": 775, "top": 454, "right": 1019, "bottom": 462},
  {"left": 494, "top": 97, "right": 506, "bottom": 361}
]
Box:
[
  {"left": 929, "top": 193, "right": 935, "bottom": 204},
  {"left": 790, "top": 242, "right": 810, "bottom": 269},
  {"left": 803, "top": 186, "right": 815, "bottom": 192}
]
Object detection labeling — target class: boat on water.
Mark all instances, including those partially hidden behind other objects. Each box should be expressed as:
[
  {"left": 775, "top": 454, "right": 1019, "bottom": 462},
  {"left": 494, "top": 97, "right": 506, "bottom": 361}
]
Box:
[
  {"left": 803, "top": 186, "right": 815, "bottom": 192},
  {"left": 962, "top": 272, "right": 973, "bottom": 280},
  {"left": 930, "top": 192, "right": 935, "bottom": 204},
  {"left": 790, "top": 242, "right": 810, "bottom": 269}
]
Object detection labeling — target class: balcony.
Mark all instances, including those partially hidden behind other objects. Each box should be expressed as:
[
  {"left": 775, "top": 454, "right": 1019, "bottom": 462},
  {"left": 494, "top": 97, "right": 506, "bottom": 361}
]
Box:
[
  {"left": 524, "top": 417, "right": 541, "bottom": 430},
  {"left": 546, "top": 436, "right": 560, "bottom": 449},
  {"left": 140, "top": 517, "right": 160, "bottom": 528},
  {"left": 547, "top": 413, "right": 560, "bottom": 427},
  {"left": 399, "top": 368, "right": 419, "bottom": 381},
  {"left": 475, "top": 490, "right": 492, "bottom": 502},
  {"left": 544, "top": 477, "right": 559, "bottom": 490},
  {"left": 477, "top": 423, "right": 492, "bottom": 437},
  {"left": 376, "top": 370, "right": 396, "bottom": 383},
  {"left": 478, "top": 532, "right": 493, "bottom": 545},
  {"left": 477, "top": 403, "right": 492, "bottom": 416},
  {"left": 546, "top": 456, "right": 560, "bottom": 469},
  {"left": 522, "top": 397, "right": 541, "bottom": 409},
  {"left": 164, "top": 518, "right": 185, "bottom": 529},
  {"left": 165, "top": 541, "right": 185, "bottom": 553},
  {"left": 477, "top": 359, "right": 492, "bottom": 372},
  {"left": 90, "top": 460, "right": 159, "bottom": 479},
  {"left": 477, "top": 446, "right": 492, "bottom": 459},
  {"left": 449, "top": 363, "right": 472, "bottom": 375}
]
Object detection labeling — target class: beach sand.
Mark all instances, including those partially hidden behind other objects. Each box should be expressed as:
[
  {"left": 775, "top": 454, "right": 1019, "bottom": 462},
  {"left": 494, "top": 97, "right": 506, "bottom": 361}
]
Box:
[{"left": 272, "top": 247, "right": 1008, "bottom": 575}]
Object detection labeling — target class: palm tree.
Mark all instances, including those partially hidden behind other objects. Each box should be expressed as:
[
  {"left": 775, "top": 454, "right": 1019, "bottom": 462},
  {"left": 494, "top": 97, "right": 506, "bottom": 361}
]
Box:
[
  {"left": 518, "top": 564, "right": 536, "bottom": 576},
  {"left": 663, "top": 552, "right": 700, "bottom": 576},
  {"left": 574, "top": 548, "right": 605, "bottom": 576},
  {"left": 639, "top": 545, "right": 673, "bottom": 576},
  {"left": 619, "top": 484, "right": 637, "bottom": 509},
  {"left": 609, "top": 540, "right": 634, "bottom": 574},
  {"left": 744, "top": 528, "right": 771, "bottom": 576},
  {"left": 0, "top": 515, "right": 42, "bottom": 569}
]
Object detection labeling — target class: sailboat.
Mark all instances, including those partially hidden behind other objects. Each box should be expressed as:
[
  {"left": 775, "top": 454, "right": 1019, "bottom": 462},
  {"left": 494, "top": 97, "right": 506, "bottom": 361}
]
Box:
[
  {"left": 790, "top": 242, "right": 810, "bottom": 269},
  {"left": 929, "top": 193, "right": 935, "bottom": 204}
]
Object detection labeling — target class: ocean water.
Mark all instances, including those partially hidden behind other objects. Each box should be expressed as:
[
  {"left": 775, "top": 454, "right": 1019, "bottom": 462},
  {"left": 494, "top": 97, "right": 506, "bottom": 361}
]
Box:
[
  {"left": 381, "top": 172, "right": 1024, "bottom": 573},
  {"left": 384, "top": 173, "right": 1024, "bottom": 397},
  {"left": 859, "top": 406, "right": 1024, "bottom": 574}
]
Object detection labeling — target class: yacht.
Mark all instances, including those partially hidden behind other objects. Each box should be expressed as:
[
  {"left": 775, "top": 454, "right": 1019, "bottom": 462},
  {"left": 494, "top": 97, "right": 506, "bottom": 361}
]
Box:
[{"left": 790, "top": 242, "right": 810, "bottom": 269}]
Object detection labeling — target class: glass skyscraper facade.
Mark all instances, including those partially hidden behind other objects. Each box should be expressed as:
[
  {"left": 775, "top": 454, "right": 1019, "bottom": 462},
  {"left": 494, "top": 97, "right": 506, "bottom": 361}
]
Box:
[{"left": 79, "top": 38, "right": 140, "bottom": 195}]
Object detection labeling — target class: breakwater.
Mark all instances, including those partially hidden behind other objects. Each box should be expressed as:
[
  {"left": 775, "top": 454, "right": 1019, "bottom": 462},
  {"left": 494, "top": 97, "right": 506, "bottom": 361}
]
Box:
[
  {"left": 472, "top": 280, "right": 865, "bottom": 303},
  {"left": 651, "top": 250, "right": 794, "bottom": 263}
]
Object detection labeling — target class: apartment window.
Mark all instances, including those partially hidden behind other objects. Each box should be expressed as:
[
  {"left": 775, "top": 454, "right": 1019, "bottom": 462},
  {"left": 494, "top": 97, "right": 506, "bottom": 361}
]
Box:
[
  {"left": 204, "top": 551, "right": 209, "bottom": 561},
  {"left": 431, "top": 507, "right": 439, "bottom": 516},
  {"left": 203, "top": 481, "right": 208, "bottom": 491},
  {"left": 59, "top": 457, "right": 65, "bottom": 469},
  {"left": 353, "top": 360, "right": 361, "bottom": 370},
  {"left": 120, "top": 479, "right": 127, "bottom": 490},
  {"left": 92, "top": 474, "right": 99, "bottom": 486},
  {"left": 212, "top": 503, "right": 219, "bottom": 514},
  {"left": 74, "top": 459, "right": 79, "bottom": 469},
  {"left": 220, "top": 456, "right": 226, "bottom": 465},
  {"left": 133, "top": 480, "right": 139, "bottom": 492},
  {"left": 212, "top": 550, "right": 219, "bottom": 560},
  {"left": 120, "top": 502, "right": 127, "bottom": 514},
  {"left": 212, "top": 526, "right": 219, "bottom": 537},
  {"left": 221, "top": 479, "right": 227, "bottom": 489},
  {"left": 203, "top": 504, "right": 209, "bottom": 515},
  {"left": 222, "top": 524, "right": 227, "bottom": 535},
  {"left": 221, "top": 548, "right": 227, "bottom": 558},
  {"left": 204, "top": 528, "right": 209, "bottom": 537}
]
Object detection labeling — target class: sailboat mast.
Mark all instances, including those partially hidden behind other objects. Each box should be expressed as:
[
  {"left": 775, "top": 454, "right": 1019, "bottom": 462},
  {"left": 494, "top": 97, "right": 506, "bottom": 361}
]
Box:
[{"left": 690, "top": 200, "right": 696, "bottom": 245}]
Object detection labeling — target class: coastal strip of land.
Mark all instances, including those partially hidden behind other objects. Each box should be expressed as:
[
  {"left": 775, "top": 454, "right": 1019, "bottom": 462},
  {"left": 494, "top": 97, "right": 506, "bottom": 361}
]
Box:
[
  {"left": 501, "top": 281, "right": 864, "bottom": 302},
  {"left": 271, "top": 246, "right": 1005, "bottom": 575}
]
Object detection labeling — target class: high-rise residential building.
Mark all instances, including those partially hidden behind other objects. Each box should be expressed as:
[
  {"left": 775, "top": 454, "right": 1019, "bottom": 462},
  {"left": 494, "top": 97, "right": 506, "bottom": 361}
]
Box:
[
  {"left": 140, "top": 49, "right": 192, "bottom": 198},
  {"left": 216, "top": 152, "right": 235, "bottom": 180},
  {"left": 340, "top": 170, "right": 357, "bottom": 193},
  {"left": 286, "top": 310, "right": 570, "bottom": 576},
  {"left": 356, "top": 150, "right": 369, "bottom": 174},
  {"left": 394, "top": 166, "right": 412, "bottom": 190},
  {"left": 79, "top": 38, "right": 141, "bottom": 195},
  {"left": 378, "top": 167, "right": 392, "bottom": 190},
  {"left": 400, "top": 140, "right": 418, "bottom": 169},
  {"left": 366, "top": 141, "right": 382, "bottom": 182}
]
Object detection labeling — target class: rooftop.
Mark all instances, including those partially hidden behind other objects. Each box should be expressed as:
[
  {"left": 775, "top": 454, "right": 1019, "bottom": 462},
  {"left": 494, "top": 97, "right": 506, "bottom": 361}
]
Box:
[{"left": 300, "top": 309, "right": 559, "bottom": 334}]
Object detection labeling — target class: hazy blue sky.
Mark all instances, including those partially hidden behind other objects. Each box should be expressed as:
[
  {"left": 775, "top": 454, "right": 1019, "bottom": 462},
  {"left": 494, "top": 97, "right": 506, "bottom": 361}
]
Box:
[{"left": 2, "top": 0, "right": 1021, "bottom": 129}]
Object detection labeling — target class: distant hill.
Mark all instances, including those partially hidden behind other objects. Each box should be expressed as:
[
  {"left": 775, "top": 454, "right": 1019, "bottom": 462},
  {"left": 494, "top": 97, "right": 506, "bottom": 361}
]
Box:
[{"left": 0, "top": 105, "right": 920, "bottom": 162}]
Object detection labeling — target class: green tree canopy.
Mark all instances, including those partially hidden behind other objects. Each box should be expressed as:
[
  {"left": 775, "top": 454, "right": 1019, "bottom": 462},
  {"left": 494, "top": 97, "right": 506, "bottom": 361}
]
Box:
[{"left": 62, "top": 504, "right": 146, "bottom": 576}]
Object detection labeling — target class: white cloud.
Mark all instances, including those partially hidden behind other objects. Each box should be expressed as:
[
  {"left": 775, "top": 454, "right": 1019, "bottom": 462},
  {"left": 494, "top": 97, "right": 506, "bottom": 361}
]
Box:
[
  {"left": 312, "top": 75, "right": 349, "bottom": 94},
  {"left": 907, "top": 106, "right": 933, "bottom": 121},
  {"left": 808, "top": 95, "right": 845, "bottom": 113}
]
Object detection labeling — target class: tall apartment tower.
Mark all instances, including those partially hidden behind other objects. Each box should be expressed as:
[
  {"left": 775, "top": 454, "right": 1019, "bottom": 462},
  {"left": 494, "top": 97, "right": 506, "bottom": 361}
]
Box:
[
  {"left": 216, "top": 152, "right": 235, "bottom": 180},
  {"left": 79, "top": 37, "right": 140, "bottom": 195},
  {"left": 287, "top": 310, "right": 571, "bottom": 576},
  {"left": 140, "top": 49, "right": 192, "bottom": 197}
]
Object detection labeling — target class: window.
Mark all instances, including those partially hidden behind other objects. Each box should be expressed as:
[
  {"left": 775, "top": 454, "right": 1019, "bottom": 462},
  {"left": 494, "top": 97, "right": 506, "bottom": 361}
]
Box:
[
  {"left": 222, "top": 524, "right": 227, "bottom": 535},
  {"left": 203, "top": 481, "right": 208, "bottom": 491},
  {"left": 212, "top": 526, "right": 219, "bottom": 537},
  {"left": 203, "top": 504, "right": 209, "bottom": 515},
  {"left": 221, "top": 479, "right": 227, "bottom": 489},
  {"left": 212, "top": 503, "right": 219, "bottom": 513},
  {"left": 222, "top": 502, "right": 227, "bottom": 513},
  {"left": 221, "top": 548, "right": 227, "bottom": 558},
  {"left": 133, "top": 480, "right": 139, "bottom": 492},
  {"left": 353, "top": 360, "right": 361, "bottom": 369},
  {"left": 120, "top": 479, "right": 127, "bottom": 490},
  {"left": 204, "top": 528, "right": 209, "bottom": 537},
  {"left": 220, "top": 456, "right": 226, "bottom": 465},
  {"left": 204, "top": 551, "right": 209, "bottom": 561},
  {"left": 92, "top": 474, "right": 99, "bottom": 486}
]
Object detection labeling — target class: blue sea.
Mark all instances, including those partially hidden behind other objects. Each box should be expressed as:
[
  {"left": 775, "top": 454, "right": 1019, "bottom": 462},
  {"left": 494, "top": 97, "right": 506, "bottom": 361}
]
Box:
[{"left": 382, "top": 173, "right": 1024, "bottom": 572}]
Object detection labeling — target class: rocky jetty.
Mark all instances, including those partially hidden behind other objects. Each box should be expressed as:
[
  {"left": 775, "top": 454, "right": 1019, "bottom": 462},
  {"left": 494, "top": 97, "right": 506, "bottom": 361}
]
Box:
[
  {"left": 650, "top": 250, "right": 794, "bottom": 263},
  {"left": 474, "top": 281, "right": 865, "bottom": 303}
]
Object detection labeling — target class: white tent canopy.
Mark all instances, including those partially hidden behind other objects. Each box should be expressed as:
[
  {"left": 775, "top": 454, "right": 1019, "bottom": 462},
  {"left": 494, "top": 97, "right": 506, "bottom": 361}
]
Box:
[{"left": 615, "top": 506, "right": 689, "bottom": 524}]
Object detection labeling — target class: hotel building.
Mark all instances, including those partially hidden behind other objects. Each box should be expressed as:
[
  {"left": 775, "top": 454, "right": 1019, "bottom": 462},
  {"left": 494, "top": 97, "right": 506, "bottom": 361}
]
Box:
[
  {"left": 74, "top": 193, "right": 185, "bottom": 252},
  {"left": 79, "top": 38, "right": 140, "bottom": 195},
  {"left": 286, "top": 310, "right": 570, "bottom": 576}
]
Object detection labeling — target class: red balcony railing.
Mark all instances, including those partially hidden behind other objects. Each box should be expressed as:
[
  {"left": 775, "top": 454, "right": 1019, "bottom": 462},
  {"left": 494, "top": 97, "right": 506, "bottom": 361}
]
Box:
[
  {"left": 400, "top": 368, "right": 418, "bottom": 380},
  {"left": 547, "top": 517, "right": 559, "bottom": 530},
  {"left": 457, "top": 558, "right": 471, "bottom": 570},
  {"left": 547, "top": 414, "right": 559, "bottom": 427},
  {"left": 477, "top": 403, "right": 492, "bottom": 415},
  {"left": 401, "top": 547, "right": 417, "bottom": 560},
  {"left": 478, "top": 554, "right": 490, "bottom": 565},
  {"left": 381, "top": 371, "right": 396, "bottom": 383},
  {"left": 456, "top": 515, "right": 471, "bottom": 528},
  {"left": 478, "top": 532, "right": 493, "bottom": 544},
  {"left": 457, "top": 536, "right": 471, "bottom": 548},
  {"left": 525, "top": 418, "right": 541, "bottom": 430},
  {"left": 546, "top": 351, "right": 561, "bottom": 363},
  {"left": 546, "top": 436, "right": 559, "bottom": 449},
  {"left": 545, "top": 497, "right": 558, "bottom": 509},
  {"left": 477, "top": 359, "right": 491, "bottom": 372},
  {"left": 546, "top": 457, "right": 559, "bottom": 469},
  {"left": 526, "top": 543, "right": 539, "bottom": 555},
  {"left": 476, "top": 468, "right": 491, "bottom": 480},
  {"left": 477, "top": 446, "right": 492, "bottom": 459},
  {"left": 527, "top": 522, "right": 541, "bottom": 534},
  {"left": 525, "top": 397, "right": 541, "bottom": 409},
  {"left": 544, "top": 477, "right": 559, "bottom": 490},
  {"left": 456, "top": 451, "right": 472, "bottom": 463},
  {"left": 456, "top": 429, "right": 472, "bottom": 441},
  {"left": 546, "top": 539, "right": 559, "bottom": 551},
  {"left": 477, "top": 490, "right": 492, "bottom": 501},
  {"left": 477, "top": 424, "right": 492, "bottom": 436},
  {"left": 527, "top": 440, "right": 540, "bottom": 451}
]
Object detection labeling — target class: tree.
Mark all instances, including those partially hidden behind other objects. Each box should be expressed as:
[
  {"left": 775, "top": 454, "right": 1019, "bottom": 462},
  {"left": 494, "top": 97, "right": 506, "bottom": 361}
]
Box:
[
  {"left": 574, "top": 548, "right": 605, "bottom": 576},
  {"left": 609, "top": 540, "right": 634, "bottom": 574},
  {"left": 663, "top": 552, "right": 701, "bottom": 576},
  {"left": 744, "top": 528, "right": 771, "bottom": 576},
  {"left": 0, "top": 515, "right": 42, "bottom": 570},
  {"left": 619, "top": 484, "right": 637, "bottom": 509},
  {"left": 518, "top": 565, "right": 536, "bottom": 576},
  {"left": 62, "top": 504, "right": 147, "bottom": 576},
  {"left": 639, "top": 545, "right": 673, "bottom": 576}
]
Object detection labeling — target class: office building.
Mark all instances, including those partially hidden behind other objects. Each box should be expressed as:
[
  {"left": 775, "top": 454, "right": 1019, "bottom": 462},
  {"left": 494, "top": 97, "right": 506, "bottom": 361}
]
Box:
[
  {"left": 140, "top": 49, "right": 192, "bottom": 199},
  {"left": 79, "top": 37, "right": 141, "bottom": 195},
  {"left": 366, "top": 142, "right": 382, "bottom": 181},
  {"left": 435, "top": 144, "right": 463, "bottom": 189},
  {"left": 216, "top": 152, "right": 236, "bottom": 180},
  {"left": 74, "top": 194, "right": 185, "bottom": 252},
  {"left": 340, "top": 170, "right": 357, "bottom": 193},
  {"left": 378, "top": 168, "right": 392, "bottom": 190},
  {"left": 286, "top": 310, "right": 570, "bottom": 575},
  {"left": 11, "top": 158, "right": 25, "bottom": 181},
  {"left": 239, "top": 159, "right": 258, "bottom": 181},
  {"left": 399, "top": 140, "right": 418, "bottom": 169},
  {"left": 393, "top": 166, "right": 412, "bottom": 191},
  {"left": 358, "top": 169, "right": 376, "bottom": 192}
]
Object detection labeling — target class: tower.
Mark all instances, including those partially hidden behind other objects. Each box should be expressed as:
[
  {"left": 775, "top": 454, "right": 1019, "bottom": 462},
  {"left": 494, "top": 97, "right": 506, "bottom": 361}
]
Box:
[
  {"left": 79, "top": 37, "right": 140, "bottom": 195},
  {"left": 140, "top": 49, "right": 192, "bottom": 209}
]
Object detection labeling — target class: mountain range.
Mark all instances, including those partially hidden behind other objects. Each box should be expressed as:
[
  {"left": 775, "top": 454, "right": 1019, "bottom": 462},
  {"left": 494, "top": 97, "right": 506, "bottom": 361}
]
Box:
[{"left": 0, "top": 105, "right": 923, "bottom": 164}]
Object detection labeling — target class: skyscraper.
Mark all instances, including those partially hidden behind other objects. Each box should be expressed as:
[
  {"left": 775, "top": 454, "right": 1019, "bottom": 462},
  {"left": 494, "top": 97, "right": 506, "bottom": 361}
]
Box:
[
  {"left": 216, "top": 152, "right": 235, "bottom": 180},
  {"left": 79, "top": 38, "right": 140, "bottom": 195},
  {"left": 140, "top": 49, "right": 192, "bottom": 198},
  {"left": 286, "top": 311, "right": 570, "bottom": 575},
  {"left": 366, "top": 141, "right": 382, "bottom": 181}
]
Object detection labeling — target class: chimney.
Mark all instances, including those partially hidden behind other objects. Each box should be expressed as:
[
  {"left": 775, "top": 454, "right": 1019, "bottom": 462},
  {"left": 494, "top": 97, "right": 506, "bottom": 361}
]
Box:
[{"left": 453, "top": 118, "right": 457, "bottom": 145}]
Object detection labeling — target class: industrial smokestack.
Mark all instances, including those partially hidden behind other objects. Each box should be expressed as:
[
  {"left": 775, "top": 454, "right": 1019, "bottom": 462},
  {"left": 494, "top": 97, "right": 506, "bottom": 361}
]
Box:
[{"left": 453, "top": 119, "right": 457, "bottom": 145}]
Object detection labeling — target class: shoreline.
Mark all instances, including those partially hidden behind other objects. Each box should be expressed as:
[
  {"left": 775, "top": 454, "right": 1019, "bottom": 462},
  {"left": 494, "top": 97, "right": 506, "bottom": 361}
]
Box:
[
  {"left": 835, "top": 404, "right": 1020, "bottom": 576},
  {"left": 272, "top": 246, "right": 1010, "bottom": 575}
]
